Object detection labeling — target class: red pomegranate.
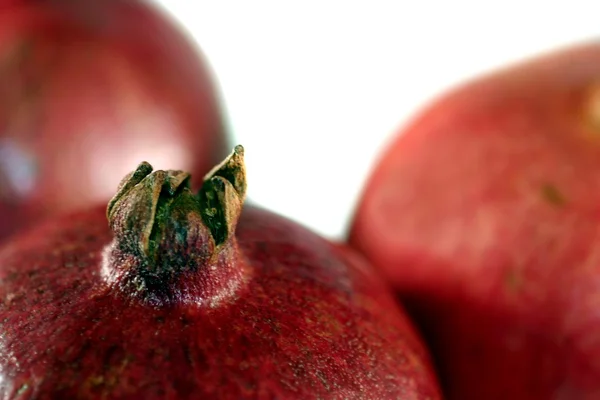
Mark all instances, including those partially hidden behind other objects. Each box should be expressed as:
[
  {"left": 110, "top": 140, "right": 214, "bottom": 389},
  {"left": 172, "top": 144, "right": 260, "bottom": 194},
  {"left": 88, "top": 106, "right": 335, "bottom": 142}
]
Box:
[
  {"left": 0, "top": 0, "right": 229, "bottom": 241},
  {"left": 0, "top": 146, "right": 442, "bottom": 399},
  {"left": 349, "top": 41, "right": 600, "bottom": 399}
]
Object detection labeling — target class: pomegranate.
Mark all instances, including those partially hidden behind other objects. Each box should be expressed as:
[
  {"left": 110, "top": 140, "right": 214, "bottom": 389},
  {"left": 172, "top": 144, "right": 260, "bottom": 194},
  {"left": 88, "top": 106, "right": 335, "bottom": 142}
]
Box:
[
  {"left": 349, "top": 41, "right": 600, "bottom": 399},
  {"left": 0, "top": 146, "right": 441, "bottom": 399},
  {"left": 0, "top": 0, "right": 229, "bottom": 241}
]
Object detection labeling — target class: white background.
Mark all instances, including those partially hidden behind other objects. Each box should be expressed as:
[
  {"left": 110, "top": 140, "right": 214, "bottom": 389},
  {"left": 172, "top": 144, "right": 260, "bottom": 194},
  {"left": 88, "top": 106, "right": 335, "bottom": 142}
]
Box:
[{"left": 151, "top": 1, "right": 599, "bottom": 239}]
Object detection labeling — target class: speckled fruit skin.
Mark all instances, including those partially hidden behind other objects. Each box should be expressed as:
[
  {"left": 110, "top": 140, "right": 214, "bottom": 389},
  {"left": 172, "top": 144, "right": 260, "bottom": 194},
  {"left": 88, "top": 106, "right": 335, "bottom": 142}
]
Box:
[
  {"left": 349, "top": 42, "right": 600, "bottom": 399},
  {"left": 0, "top": 173, "right": 442, "bottom": 397},
  {"left": 0, "top": 0, "right": 228, "bottom": 241}
]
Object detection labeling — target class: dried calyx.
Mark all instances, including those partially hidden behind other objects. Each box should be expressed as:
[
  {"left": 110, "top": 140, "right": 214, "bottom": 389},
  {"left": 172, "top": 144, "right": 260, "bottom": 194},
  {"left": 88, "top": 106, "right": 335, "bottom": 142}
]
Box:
[{"left": 104, "top": 145, "right": 247, "bottom": 305}]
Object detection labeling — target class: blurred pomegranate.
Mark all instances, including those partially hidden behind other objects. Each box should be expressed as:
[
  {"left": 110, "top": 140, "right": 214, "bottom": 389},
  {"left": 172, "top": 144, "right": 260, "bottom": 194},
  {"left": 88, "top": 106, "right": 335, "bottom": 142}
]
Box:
[
  {"left": 0, "top": 0, "right": 229, "bottom": 240},
  {"left": 349, "top": 42, "right": 600, "bottom": 399}
]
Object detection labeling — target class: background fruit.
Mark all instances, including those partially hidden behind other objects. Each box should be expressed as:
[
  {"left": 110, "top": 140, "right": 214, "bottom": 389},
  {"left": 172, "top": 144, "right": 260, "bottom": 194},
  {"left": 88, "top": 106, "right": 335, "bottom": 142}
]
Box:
[
  {"left": 349, "top": 41, "right": 600, "bottom": 399},
  {"left": 0, "top": 150, "right": 442, "bottom": 399},
  {"left": 0, "top": 0, "right": 229, "bottom": 241}
]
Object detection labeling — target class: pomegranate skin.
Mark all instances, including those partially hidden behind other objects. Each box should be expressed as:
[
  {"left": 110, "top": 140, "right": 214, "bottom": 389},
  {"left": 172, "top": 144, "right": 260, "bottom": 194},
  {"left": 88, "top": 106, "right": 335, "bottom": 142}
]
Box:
[
  {"left": 0, "top": 205, "right": 441, "bottom": 396},
  {"left": 349, "top": 41, "right": 600, "bottom": 399},
  {"left": 0, "top": 0, "right": 229, "bottom": 240}
]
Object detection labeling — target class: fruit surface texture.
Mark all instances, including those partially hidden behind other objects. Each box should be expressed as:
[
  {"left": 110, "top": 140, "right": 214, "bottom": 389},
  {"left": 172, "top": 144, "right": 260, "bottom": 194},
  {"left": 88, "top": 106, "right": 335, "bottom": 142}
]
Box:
[{"left": 0, "top": 148, "right": 441, "bottom": 399}]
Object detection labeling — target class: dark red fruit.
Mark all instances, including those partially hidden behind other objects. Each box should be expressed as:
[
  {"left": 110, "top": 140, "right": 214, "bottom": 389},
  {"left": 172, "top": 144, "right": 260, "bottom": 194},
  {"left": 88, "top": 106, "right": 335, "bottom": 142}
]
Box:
[
  {"left": 0, "top": 0, "right": 229, "bottom": 241},
  {"left": 349, "top": 42, "right": 600, "bottom": 399},
  {"left": 0, "top": 146, "right": 441, "bottom": 399}
]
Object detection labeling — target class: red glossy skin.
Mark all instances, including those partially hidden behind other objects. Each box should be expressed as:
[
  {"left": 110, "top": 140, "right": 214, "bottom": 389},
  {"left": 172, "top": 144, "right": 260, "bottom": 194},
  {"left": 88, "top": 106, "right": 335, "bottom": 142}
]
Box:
[
  {"left": 0, "top": 202, "right": 442, "bottom": 399},
  {"left": 349, "top": 41, "right": 600, "bottom": 399},
  {"left": 0, "top": 0, "right": 228, "bottom": 241}
]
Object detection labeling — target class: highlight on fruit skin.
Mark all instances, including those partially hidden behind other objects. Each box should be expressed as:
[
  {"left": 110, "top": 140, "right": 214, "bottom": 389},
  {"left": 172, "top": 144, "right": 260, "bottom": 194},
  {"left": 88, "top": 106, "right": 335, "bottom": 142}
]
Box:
[
  {"left": 349, "top": 41, "right": 600, "bottom": 400},
  {"left": 0, "top": 146, "right": 443, "bottom": 399},
  {"left": 0, "top": 0, "right": 230, "bottom": 242}
]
